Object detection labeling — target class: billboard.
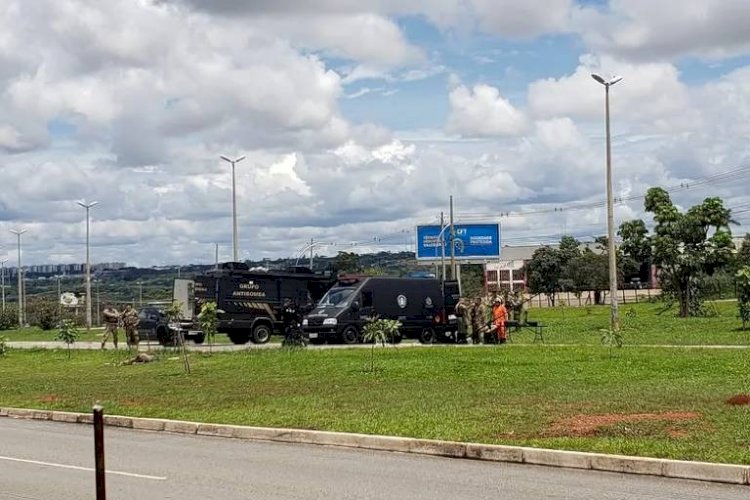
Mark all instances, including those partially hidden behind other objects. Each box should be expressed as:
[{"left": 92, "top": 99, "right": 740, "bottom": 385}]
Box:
[{"left": 416, "top": 223, "right": 501, "bottom": 261}]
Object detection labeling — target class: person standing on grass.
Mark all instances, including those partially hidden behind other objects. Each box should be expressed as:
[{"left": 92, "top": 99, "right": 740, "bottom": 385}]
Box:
[
  {"left": 454, "top": 297, "right": 471, "bottom": 343},
  {"left": 101, "top": 303, "right": 120, "bottom": 349},
  {"left": 492, "top": 297, "right": 508, "bottom": 344},
  {"left": 470, "top": 297, "right": 485, "bottom": 344},
  {"left": 122, "top": 304, "right": 140, "bottom": 349}
]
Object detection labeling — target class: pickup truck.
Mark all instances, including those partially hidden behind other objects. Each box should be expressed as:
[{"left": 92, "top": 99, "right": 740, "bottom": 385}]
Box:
[{"left": 137, "top": 306, "right": 205, "bottom": 346}]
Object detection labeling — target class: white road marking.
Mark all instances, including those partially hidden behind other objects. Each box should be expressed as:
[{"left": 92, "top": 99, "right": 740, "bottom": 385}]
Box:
[{"left": 0, "top": 455, "right": 166, "bottom": 481}]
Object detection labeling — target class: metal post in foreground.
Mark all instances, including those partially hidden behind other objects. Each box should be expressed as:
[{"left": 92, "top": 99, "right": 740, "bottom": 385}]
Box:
[
  {"left": 93, "top": 405, "right": 106, "bottom": 500},
  {"left": 10, "top": 228, "right": 26, "bottom": 327},
  {"left": 0, "top": 259, "right": 6, "bottom": 312}
]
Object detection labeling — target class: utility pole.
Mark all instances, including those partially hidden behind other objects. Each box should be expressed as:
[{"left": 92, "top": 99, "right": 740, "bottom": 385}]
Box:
[
  {"left": 220, "top": 155, "right": 246, "bottom": 262},
  {"left": 449, "top": 195, "right": 456, "bottom": 279},
  {"left": 95, "top": 279, "right": 101, "bottom": 326},
  {"left": 440, "top": 212, "right": 446, "bottom": 284},
  {"left": 215, "top": 243, "right": 219, "bottom": 270},
  {"left": 309, "top": 238, "right": 314, "bottom": 269},
  {"left": 10, "top": 229, "right": 26, "bottom": 327},
  {"left": 77, "top": 200, "right": 98, "bottom": 331},
  {"left": 0, "top": 259, "right": 6, "bottom": 312},
  {"left": 138, "top": 281, "right": 143, "bottom": 306},
  {"left": 591, "top": 73, "right": 623, "bottom": 333},
  {"left": 57, "top": 275, "right": 62, "bottom": 321}
]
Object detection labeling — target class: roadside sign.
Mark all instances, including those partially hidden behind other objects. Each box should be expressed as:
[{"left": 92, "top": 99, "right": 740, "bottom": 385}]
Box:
[{"left": 415, "top": 223, "right": 501, "bottom": 261}]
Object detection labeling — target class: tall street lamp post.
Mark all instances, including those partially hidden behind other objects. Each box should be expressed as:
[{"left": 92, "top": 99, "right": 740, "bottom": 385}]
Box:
[
  {"left": 220, "top": 155, "right": 246, "bottom": 262},
  {"left": 591, "top": 73, "right": 623, "bottom": 332},
  {"left": 77, "top": 200, "right": 98, "bottom": 331},
  {"left": 0, "top": 258, "right": 7, "bottom": 312},
  {"left": 9, "top": 228, "right": 27, "bottom": 327}
]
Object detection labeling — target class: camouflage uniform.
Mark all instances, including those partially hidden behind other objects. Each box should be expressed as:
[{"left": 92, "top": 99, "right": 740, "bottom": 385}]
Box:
[
  {"left": 470, "top": 298, "right": 486, "bottom": 344},
  {"left": 454, "top": 298, "right": 472, "bottom": 343},
  {"left": 101, "top": 306, "right": 120, "bottom": 349},
  {"left": 122, "top": 305, "right": 140, "bottom": 348}
]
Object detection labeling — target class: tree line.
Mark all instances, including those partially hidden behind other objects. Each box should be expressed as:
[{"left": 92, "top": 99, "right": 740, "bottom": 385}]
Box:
[{"left": 526, "top": 188, "right": 750, "bottom": 317}]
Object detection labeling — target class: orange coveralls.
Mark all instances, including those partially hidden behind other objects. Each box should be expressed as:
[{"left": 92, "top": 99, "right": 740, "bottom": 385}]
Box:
[{"left": 492, "top": 303, "right": 508, "bottom": 342}]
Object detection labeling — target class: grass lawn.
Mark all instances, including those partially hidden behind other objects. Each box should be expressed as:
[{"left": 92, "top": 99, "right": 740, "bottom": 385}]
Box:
[
  {"left": 0, "top": 327, "right": 103, "bottom": 342},
  {"left": 516, "top": 300, "right": 750, "bottom": 345},
  {"left": 1, "top": 345, "right": 749, "bottom": 464}
]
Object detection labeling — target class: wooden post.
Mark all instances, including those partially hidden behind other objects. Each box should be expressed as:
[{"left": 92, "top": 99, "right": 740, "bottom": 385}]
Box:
[{"left": 93, "top": 405, "right": 106, "bottom": 500}]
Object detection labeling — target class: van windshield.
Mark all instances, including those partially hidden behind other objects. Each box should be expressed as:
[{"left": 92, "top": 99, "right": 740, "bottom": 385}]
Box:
[{"left": 318, "top": 287, "right": 355, "bottom": 308}]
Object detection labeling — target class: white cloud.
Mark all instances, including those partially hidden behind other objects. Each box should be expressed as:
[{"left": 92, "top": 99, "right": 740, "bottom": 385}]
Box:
[
  {"left": 446, "top": 84, "right": 527, "bottom": 137},
  {"left": 574, "top": 0, "right": 750, "bottom": 61}
]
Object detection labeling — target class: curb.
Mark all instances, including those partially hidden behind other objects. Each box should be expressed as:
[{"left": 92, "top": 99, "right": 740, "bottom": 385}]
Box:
[{"left": 1, "top": 407, "right": 748, "bottom": 486}]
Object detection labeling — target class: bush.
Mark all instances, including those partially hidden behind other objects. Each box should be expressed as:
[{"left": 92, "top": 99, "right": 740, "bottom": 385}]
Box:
[
  {"left": 27, "top": 298, "right": 60, "bottom": 330},
  {"left": 0, "top": 307, "right": 18, "bottom": 330},
  {"left": 0, "top": 335, "right": 7, "bottom": 357}
]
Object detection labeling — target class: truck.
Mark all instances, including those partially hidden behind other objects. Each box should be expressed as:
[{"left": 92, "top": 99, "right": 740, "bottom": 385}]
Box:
[
  {"left": 302, "top": 276, "right": 460, "bottom": 344},
  {"left": 175, "top": 262, "right": 335, "bottom": 344}
]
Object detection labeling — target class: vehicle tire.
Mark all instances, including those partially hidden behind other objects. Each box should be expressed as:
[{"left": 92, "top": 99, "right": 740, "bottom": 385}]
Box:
[
  {"left": 156, "top": 326, "right": 175, "bottom": 346},
  {"left": 341, "top": 326, "right": 360, "bottom": 345},
  {"left": 251, "top": 323, "right": 273, "bottom": 344},
  {"left": 228, "top": 331, "right": 250, "bottom": 345},
  {"left": 192, "top": 333, "right": 205, "bottom": 345},
  {"left": 419, "top": 327, "right": 436, "bottom": 344}
]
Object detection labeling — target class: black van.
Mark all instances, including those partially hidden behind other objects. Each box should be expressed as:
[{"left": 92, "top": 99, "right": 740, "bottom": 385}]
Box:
[{"left": 302, "top": 277, "right": 459, "bottom": 344}]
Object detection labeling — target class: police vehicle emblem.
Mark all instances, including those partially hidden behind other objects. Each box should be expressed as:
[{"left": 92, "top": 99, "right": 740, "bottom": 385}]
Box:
[
  {"left": 397, "top": 295, "right": 407, "bottom": 308},
  {"left": 425, "top": 296, "right": 433, "bottom": 307}
]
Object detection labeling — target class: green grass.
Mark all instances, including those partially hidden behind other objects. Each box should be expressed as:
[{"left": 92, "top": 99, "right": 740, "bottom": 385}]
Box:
[
  {"left": 1, "top": 345, "right": 749, "bottom": 464},
  {"left": 0, "top": 327, "right": 103, "bottom": 342},
  {"left": 516, "top": 300, "right": 750, "bottom": 345}
]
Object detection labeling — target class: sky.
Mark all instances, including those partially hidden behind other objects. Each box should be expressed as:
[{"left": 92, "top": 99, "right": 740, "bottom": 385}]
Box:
[{"left": 1, "top": 0, "right": 750, "bottom": 267}]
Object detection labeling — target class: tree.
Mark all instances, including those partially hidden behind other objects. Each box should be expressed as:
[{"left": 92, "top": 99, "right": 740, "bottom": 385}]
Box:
[
  {"left": 0, "top": 307, "right": 18, "bottom": 330},
  {"left": 736, "top": 233, "right": 750, "bottom": 269},
  {"left": 361, "top": 318, "right": 401, "bottom": 372},
  {"left": 526, "top": 246, "right": 563, "bottom": 306},
  {"left": 621, "top": 188, "right": 735, "bottom": 317},
  {"left": 334, "top": 251, "right": 360, "bottom": 274},
  {"left": 564, "top": 249, "right": 609, "bottom": 304},
  {"left": 26, "top": 298, "right": 59, "bottom": 330},
  {"left": 197, "top": 301, "right": 219, "bottom": 354},
  {"left": 56, "top": 319, "right": 80, "bottom": 359},
  {"left": 618, "top": 220, "right": 652, "bottom": 285},
  {"left": 736, "top": 266, "right": 750, "bottom": 330}
]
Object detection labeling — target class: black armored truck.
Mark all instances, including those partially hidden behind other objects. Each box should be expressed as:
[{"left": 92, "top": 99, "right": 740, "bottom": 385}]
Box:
[
  {"left": 190, "top": 262, "right": 335, "bottom": 344},
  {"left": 302, "top": 276, "right": 460, "bottom": 344}
]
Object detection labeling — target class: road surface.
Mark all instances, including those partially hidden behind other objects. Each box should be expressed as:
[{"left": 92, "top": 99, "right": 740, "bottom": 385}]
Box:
[{"left": 0, "top": 419, "right": 747, "bottom": 499}]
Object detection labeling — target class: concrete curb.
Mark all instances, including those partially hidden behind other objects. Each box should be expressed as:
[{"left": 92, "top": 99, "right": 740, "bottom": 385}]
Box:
[{"left": 1, "top": 407, "right": 748, "bottom": 486}]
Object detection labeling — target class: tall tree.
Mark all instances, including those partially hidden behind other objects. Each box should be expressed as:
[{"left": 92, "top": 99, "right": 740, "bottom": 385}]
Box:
[
  {"left": 526, "top": 246, "right": 563, "bottom": 305},
  {"left": 334, "top": 251, "right": 360, "bottom": 274},
  {"left": 621, "top": 188, "right": 735, "bottom": 317},
  {"left": 736, "top": 233, "right": 750, "bottom": 269}
]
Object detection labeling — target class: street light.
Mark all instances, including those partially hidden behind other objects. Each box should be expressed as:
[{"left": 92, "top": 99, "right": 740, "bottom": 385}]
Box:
[
  {"left": 220, "top": 154, "right": 246, "bottom": 262},
  {"left": 77, "top": 200, "right": 98, "bottom": 331},
  {"left": 0, "top": 258, "right": 7, "bottom": 312},
  {"left": 9, "top": 228, "right": 27, "bottom": 327},
  {"left": 591, "top": 73, "right": 623, "bottom": 332}
]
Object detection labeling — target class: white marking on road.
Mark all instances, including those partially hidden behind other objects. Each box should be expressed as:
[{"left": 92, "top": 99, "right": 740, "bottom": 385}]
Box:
[{"left": 0, "top": 455, "right": 166, "bottom": 481}]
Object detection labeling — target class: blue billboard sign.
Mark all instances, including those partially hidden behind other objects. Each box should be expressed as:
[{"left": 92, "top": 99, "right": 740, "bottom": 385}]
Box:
[{"left": 416, "top": 223, "right": 501, "bottom": 261}]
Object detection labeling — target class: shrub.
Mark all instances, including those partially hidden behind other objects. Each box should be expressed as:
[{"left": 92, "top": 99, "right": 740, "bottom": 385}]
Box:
[{"left": 0, "top": 307, "right": 18, "bottom": 330}]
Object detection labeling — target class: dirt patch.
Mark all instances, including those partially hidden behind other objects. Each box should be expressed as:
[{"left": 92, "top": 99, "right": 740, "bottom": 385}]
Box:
[
  {"left": 547, "top": 412, "right": 700, "bottom": 437},
  {"left": 38, "top": 394, "right": 61, "bottom": 403},
  {"left": 726, "top": 394, "right": 750, "bottom": 406}
]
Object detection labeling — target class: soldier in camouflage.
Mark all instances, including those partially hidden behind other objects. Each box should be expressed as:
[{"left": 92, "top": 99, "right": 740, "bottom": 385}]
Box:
[
  {"left": 454, "top": 297, "right": 471, "bottom": 343},
  {"left": 470, "top": 297, "right": 486, "bottom": 344},
  {"left": 122, "top": 304, "right": 140, "bottom": 349},
  {"left": 101, "top": 303, "right": 120, "bottom": 349}
]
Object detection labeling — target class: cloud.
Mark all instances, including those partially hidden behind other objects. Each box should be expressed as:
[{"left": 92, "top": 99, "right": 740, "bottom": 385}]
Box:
[
  {"left": 574, "top": 0, "right": 750, "bottom": 61},
  {"left": 446, "top": 84, "right": 527, "bottom": 137}
]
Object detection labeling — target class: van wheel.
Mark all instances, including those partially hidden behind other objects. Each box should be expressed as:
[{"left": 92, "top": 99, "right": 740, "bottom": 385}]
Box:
[
  {"left": 389, "top": 334, "right": 402, "bottom": 344},
  {"left": 251, "top": 324, "right": 272, "bottom": 344},
  {"left": 192, "top": 333, "right": 205, "bottom": 345},
  {"left": 228, "top": 331, "right": 250, "bottom": 344},
  {"left": 419, "top": 327, "right": 436, "bottom": 344},
  {"left": 341, "top": 326, "right": 360, "bottom": 345}
]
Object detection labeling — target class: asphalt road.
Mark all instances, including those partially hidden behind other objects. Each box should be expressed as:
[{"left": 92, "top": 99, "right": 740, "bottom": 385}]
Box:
[{"left": 1, "top": 419, "right": 747, "bottom": 500}]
